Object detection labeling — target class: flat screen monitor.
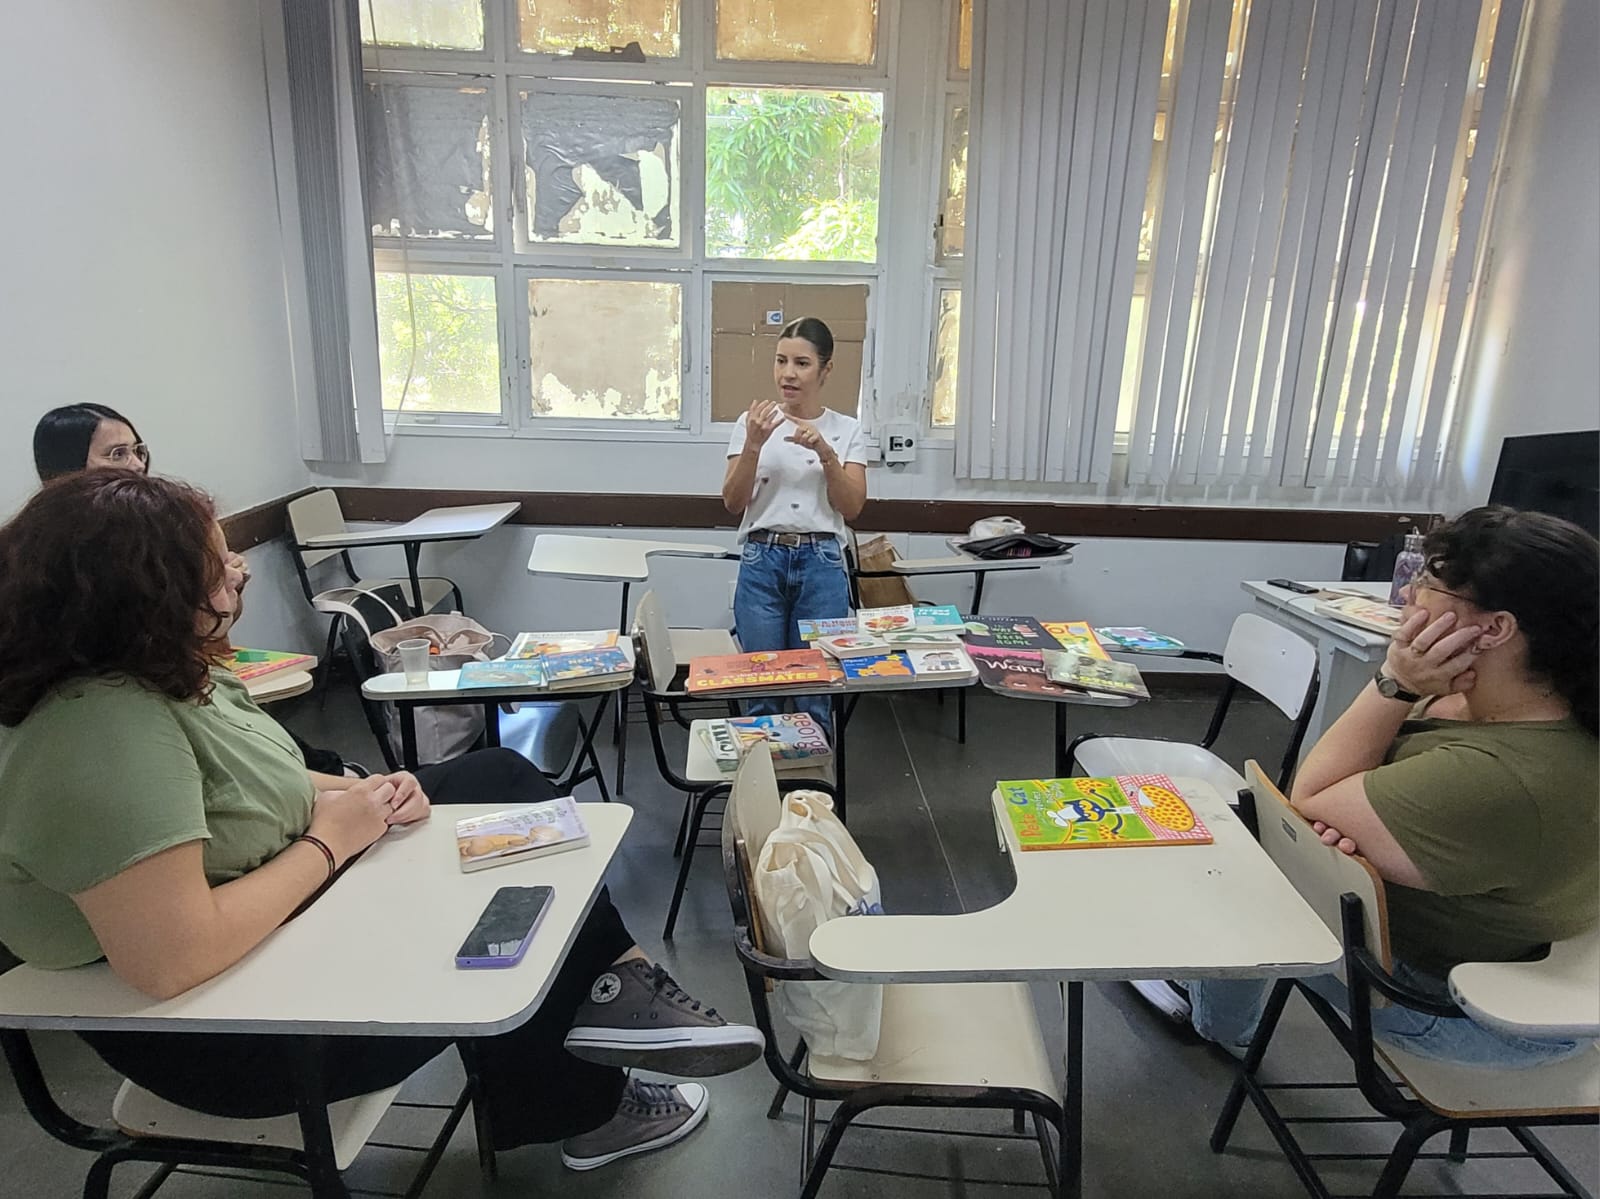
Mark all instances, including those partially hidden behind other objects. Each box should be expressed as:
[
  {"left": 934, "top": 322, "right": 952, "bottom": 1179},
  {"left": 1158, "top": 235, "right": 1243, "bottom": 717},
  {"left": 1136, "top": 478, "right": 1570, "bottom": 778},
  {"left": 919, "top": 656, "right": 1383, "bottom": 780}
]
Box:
[{"left": 1488, "top": 431, "right": 1599, "bottom": 537}]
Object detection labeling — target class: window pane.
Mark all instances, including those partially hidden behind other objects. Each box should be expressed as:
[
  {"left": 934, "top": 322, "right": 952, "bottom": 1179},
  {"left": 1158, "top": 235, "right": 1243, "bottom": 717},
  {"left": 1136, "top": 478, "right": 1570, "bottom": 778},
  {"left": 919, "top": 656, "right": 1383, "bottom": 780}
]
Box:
[
  {"left": 931, "top": 288, "right": 960, "bottom": 428},
  {"left": 937, "top": 104, "right": 967, "bottom": 261},
  {"left": 365, "top": 81, "right": 493, "bottom": 240},
  {"left": 710, "top": 281, "right": 867, "bottom": 421},
  {"left": 519, "top": 91, "right": 681, "bottom": 246},
  {"left": 361, "top": 0, "right": 484, "bottom": 49},
  {"left": 706, "top": 88, "right": 883, "bottom": 262},
  {"left": 528, "top": 279, "right": 681, "bottom": 420},
  {"left": 517, "top": 0, "right": 679, "bottom": 57},
  {"left": 955, "top": 0, "right": 972, "bottom": 74},
  {"left": 716, "top": 0, "right": 877, "bottom": 64},
  {"left": 376, "top": 273, "right": 501, "bottom": 415}
]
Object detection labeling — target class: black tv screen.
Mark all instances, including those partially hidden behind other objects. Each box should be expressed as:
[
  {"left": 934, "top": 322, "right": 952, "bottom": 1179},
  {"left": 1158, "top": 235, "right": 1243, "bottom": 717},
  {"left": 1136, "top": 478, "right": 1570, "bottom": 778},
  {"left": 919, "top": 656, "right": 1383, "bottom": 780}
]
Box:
[{"left": 1488, "top": 431, "right": 1599, "bottom": 537}]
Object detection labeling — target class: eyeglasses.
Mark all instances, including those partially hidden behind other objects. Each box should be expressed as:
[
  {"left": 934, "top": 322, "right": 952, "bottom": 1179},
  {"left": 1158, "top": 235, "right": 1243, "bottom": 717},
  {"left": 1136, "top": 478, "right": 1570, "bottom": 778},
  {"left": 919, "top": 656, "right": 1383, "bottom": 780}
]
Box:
[
  {"left": 103, "top": 442, "right": 150, "bottom": 465},
  {"left": 1413, "top": 574, "right": 1473, "bottom": 603}
]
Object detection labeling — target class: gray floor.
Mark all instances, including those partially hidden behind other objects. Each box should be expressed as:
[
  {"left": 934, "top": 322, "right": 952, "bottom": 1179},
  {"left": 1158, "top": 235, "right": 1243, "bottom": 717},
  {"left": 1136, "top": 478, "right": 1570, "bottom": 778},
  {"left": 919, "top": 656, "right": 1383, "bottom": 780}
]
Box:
[{"left": 3, "top": 682, "right": 1595, "bottom": 1198}]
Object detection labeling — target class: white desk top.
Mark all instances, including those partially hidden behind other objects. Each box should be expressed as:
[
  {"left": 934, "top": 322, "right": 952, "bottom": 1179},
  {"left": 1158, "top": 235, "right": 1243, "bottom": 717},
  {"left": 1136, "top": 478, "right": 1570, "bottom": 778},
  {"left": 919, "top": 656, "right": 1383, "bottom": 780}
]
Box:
[
  {"left": 0, "top": 803, "right": 633, "bottom": 1037},
  {"left": 1449, "top": 930, "right": 1600, "bottom": 1040},
  {"left": 810, "top": 777, "right": 1341, "bottom": 983},
  {"left": 1241, "top": 580, "right": 1392, "bottom": 649},
  {"left": 527, "top": 533, "right": 733, "bottom": 583},
  {"left": 362, "top": 645, "right": 636, "bottom": 704},
  {"left": 302, "top": 503, "right": 521, "bottom": 550},
  {"left": 249, "top": 669, "right": 315, "bottom": 704}
]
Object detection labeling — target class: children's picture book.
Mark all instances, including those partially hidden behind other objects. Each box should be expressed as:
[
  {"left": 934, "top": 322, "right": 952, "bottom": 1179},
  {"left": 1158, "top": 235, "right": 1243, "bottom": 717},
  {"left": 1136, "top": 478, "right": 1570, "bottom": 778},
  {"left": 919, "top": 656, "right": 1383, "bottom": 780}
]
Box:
[
  {"left": 507, "top": 630, "right": 618, "bottom": 659},
  {"left": 838, "top": 652, "right": 914, "bottom": 681},
  {"left": 963, "top": 615, "right": 1053, "bottom": 651},
  {"left": 1095, "top": 626, "right": 1187, "bottom": 654},
  {"left": 455, "top": 798, "right": 591, "bottom": 872},
  {"left": 457, "top": 659, "right": 548, "bottom": 689},
  {"left": 1041, "top": 621, "right": 1109, "bottom": 660},
  {"left": 1314, "top": 595, "right": 1403, "bottom": 636},
  {"left": 968, "top": 646, "right": 1074, "bottom": 697},
  {"left": 697, "top": 714, "right": 833, "bottom": 772},
  {"left": 912, "top": 604, "right": 966, "bottom": 631},
  {"left": 798, "top": 617, "right": 858, "bottom": 642},
  {"left": 857, "top": 605, "right": 916, "bottom": 635},
  {"left": 542, "top": 646, "right": 634, "bottom": 689},
  {"left": 907, "top": 647, "right": 976, "bottom": 678},
  {"left": 881, "top": 629, "right": 966, "bottom": 650},
  {"left": 686, "top": 649, "right": 833, "bottom": 693},
  {"left": 1042, "top": 648, "right": 1150, "bottom": 700},
  {"left": 222, "top": 649, "right": 316, "bottom": 682},
  {"left": 817, "top": 633, "right": 892, "bottom": 660},
  {"left": 995, "top": 774, "right": 1212, "bottom": 851}
]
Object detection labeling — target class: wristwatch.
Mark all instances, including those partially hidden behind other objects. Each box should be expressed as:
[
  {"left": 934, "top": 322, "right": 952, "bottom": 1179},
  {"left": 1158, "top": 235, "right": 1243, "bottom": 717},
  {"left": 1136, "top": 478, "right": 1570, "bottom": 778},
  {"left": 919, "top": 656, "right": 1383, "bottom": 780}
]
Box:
[{"left": 1373, "top": 669, "right": 1422, "bottom": 703}]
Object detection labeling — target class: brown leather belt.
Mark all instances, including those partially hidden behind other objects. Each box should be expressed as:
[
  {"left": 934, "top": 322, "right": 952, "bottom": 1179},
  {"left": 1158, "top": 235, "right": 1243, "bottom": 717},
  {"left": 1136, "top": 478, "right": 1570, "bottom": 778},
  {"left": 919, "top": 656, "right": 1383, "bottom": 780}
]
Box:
[{"left": 747, "top": 530, "right": 836, "bottom": 548}]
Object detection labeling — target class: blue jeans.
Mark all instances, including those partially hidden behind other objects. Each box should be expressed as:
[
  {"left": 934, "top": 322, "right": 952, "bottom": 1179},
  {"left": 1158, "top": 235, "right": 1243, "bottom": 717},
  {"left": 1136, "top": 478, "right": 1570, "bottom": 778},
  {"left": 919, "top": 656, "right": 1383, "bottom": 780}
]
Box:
[
  {"left": 733, "top": 536, "right": 850, "bottom": 731},
  {"left": 1186, "top": 963, "right": 1587, "bottom": 1070}
]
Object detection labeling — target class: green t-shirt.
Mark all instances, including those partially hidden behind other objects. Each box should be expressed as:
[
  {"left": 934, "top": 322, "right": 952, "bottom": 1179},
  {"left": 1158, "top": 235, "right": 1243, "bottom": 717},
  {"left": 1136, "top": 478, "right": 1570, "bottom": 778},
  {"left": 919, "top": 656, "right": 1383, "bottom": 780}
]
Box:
[
  {"left": 0, "top": 669, "right": 313, "bottom": 969},
  {"left": 1363, "top": 714, "right": 1599, "bottom": 978}
]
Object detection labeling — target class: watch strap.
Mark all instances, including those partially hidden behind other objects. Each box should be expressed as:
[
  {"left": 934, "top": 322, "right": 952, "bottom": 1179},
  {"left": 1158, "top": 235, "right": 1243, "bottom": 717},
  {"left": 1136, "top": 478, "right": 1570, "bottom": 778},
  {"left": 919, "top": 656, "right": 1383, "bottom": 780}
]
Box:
[{"left": 1374, "top": 669, "right": 1422, "bottom": 703}]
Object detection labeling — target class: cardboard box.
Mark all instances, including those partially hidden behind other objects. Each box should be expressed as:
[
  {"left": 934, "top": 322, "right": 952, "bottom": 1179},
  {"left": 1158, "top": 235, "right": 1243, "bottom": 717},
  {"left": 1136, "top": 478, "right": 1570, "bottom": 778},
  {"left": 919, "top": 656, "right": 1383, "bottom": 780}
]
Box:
[{"left": 710, "top": 281, "right": 868, "bottom": 422}]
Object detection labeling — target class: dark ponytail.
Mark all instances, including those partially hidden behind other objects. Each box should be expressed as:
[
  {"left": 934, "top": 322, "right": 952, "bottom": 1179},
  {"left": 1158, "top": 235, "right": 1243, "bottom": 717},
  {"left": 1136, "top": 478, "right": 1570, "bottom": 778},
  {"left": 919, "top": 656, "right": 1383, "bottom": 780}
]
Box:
[
  {"left": 778, "top": 317, "right": 834, "bottom": 365},
  {"left": 1423, "top": 506, "right": 1599, "bottom": 736}
]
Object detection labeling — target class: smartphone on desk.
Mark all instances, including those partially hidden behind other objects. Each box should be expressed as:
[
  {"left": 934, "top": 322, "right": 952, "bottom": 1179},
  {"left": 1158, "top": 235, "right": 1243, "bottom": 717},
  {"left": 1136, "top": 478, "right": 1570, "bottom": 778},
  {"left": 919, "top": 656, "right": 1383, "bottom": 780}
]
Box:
[
  {"left": 1266, "top": 578, "right": 1320, "bottom": 595},
  {"left": 455, "top": 886, "right": 554, "bottom": 969}
]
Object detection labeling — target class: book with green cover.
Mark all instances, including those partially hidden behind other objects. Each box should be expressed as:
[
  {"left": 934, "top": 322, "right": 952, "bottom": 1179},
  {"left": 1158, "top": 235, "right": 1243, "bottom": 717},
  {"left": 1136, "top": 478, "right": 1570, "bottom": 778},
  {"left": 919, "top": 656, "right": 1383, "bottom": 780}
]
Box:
[{"left": 996, "top": 775, "right": 1212, "bottom": 851}]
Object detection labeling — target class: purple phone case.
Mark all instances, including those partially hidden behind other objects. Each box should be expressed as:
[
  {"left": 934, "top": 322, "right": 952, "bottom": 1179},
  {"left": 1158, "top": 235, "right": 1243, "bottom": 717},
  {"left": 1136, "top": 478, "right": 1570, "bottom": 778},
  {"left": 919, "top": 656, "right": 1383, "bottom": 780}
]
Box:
[{"left": 454, "top": 893, "right": 551, "bottom": 969}]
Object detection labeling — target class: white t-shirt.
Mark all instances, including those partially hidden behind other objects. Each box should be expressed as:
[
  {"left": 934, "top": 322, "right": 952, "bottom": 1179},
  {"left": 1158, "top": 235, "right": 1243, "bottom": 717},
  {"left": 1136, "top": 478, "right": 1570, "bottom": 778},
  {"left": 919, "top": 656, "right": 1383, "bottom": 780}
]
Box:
[{"left": 726, "top": 408, "right": 869, "bottom": 544}]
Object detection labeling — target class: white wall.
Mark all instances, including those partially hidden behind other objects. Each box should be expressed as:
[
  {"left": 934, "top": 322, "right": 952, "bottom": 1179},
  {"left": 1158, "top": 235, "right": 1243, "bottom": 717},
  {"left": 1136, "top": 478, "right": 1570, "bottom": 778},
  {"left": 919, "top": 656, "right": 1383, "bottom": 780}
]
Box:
[
  {"left": 1450, "top": 0, "right": 1600, "bottom": 509},
  {"left": 0, "top": 1, "right": 309, "bottom": 521}
]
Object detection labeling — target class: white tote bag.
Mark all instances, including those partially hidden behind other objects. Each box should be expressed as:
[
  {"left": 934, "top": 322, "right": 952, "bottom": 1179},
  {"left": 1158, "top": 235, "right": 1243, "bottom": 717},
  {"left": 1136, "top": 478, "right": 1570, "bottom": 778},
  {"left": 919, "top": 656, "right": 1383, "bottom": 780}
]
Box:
[{"left": 753, "top": 791, "right": 884, "bottom": 1060}]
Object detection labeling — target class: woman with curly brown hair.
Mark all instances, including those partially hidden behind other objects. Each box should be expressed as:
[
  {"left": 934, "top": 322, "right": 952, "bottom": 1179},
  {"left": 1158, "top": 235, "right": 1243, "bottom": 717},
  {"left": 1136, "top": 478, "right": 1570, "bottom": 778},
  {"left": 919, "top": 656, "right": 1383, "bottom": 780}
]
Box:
[{"left": 0, "top": 472, "right": 763, "bottom": 1172}]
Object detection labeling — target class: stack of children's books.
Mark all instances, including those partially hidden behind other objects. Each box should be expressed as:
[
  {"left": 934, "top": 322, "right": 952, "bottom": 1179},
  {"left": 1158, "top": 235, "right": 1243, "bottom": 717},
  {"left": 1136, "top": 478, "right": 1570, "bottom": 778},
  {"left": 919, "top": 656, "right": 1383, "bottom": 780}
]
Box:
[
  {"left": 456, "top": 629, "right": 633, "bottom": 690},
  {"left": 965, "top": 618, "right": 1146, "bottom": 700},
  {"left": 222, "top": 648, "right": 317, "bottom": 681},
  {"left": 811, "top": 605, "right": 978, "bottom": 683},
  {"left": 696, "top": 713, "right": 834, "bottom": 774}
]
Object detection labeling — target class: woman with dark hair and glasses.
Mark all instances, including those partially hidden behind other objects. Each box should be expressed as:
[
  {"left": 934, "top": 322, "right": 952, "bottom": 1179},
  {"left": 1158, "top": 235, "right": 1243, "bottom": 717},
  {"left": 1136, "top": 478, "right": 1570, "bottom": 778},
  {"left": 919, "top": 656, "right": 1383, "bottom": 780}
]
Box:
[
  {"left": 1184, "top": 506, "right": 1598, "bottom": 1067},
  {"left": 33, "top": 403, "right": 150, "bottom": 480}
]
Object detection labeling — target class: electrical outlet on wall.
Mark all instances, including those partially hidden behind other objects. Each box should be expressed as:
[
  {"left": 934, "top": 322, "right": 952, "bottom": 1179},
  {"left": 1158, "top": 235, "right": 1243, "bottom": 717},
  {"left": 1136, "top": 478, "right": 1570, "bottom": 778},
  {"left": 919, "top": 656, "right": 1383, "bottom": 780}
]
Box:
[{"left": 881, "top": 419, "right": 918, "bottom": 463}]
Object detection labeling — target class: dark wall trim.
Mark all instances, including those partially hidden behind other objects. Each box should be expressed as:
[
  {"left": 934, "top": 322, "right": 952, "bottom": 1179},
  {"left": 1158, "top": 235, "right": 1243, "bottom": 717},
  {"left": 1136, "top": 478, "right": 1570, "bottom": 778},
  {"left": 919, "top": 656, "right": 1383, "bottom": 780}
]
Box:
[
  {"left": 220, "top": 488, "right": 313, "bottom": 551},
  {"left": 331, "top": 487, "right": 1437, "bottom": 544}
]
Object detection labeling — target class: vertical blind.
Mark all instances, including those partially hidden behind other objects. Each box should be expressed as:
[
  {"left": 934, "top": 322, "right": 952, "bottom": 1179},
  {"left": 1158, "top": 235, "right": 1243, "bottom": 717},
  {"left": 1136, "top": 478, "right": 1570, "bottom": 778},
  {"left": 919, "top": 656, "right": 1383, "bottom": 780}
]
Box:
[{"left": 963, "top": 0, "right": 1522, "bottom": 498}]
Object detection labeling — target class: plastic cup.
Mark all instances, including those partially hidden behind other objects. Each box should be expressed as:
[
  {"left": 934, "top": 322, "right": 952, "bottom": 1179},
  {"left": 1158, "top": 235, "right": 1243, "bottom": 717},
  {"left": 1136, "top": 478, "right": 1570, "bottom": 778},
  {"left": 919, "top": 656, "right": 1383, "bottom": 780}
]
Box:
[{"left": 397, "top": 638, "right": 431, "bottom": 686}]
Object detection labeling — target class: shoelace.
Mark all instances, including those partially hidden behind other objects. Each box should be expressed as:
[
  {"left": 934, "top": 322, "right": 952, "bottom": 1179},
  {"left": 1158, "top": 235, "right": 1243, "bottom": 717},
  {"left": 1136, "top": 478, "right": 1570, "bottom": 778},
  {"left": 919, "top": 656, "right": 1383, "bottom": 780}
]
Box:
[
  {"left": 647, "top": 963, "right": 720, "bottom": 1020},
  {"left": 622, "top": 1078, "right": 683, "bottom": 1117}
]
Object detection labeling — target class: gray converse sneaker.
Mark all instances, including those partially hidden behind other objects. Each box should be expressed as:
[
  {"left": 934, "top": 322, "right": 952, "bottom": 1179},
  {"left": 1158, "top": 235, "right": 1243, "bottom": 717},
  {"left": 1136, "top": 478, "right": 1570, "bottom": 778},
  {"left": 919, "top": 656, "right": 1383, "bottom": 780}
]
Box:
[
  {"left": 564, "top": 958, "right": 764, "bottom": 1076},
  {"left": 561, "top": 1079, "right": 708, "bottom": 1172}
]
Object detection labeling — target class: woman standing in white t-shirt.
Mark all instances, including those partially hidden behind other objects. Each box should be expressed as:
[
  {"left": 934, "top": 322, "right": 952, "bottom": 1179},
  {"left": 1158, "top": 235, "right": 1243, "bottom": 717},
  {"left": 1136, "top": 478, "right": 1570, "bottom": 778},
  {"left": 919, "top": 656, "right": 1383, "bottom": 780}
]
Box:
[{"left": 722, "top": 317, "right": 868, "bottom": 727}]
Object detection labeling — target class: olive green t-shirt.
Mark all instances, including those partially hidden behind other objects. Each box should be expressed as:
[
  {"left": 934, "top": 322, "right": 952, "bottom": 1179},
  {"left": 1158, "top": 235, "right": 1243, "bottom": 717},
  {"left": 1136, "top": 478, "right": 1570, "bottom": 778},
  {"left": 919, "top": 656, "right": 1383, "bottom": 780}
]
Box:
[
  {"left": 1363, "top": 714, "right": 1599, "bottom": 978},
  {"left": 0, "top": 669, "right": 313, "bottom": 969}
]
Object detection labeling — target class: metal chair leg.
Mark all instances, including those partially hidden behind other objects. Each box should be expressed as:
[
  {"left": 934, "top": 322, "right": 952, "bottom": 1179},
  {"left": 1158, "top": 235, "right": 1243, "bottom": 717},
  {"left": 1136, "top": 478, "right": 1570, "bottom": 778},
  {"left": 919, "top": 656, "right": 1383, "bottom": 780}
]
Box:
[
  {"left": 663, "top": 787, "right": 723, "bottom": 939},
  {"left": 1447, "top": 1125, "right": 1469, "bottom": 1164},
  {"left": 800, "top": 1102, "right": 860, "bottom": 1199},
  {"left": 1373, "top": 1115, "right": 1448, "bottom": 1199},
  {"left": 1210, "top": 977, "right": 1294, "bottom": 1152},
  {"left": 800, "top": 1095, "right": 817, "bottom": 1191},
  {"left": 768, "top": 1041, "right": 807, "bottom": 1119},
  {"left": 82, "top": 1154, "right": 117, "bottom": 1199}
]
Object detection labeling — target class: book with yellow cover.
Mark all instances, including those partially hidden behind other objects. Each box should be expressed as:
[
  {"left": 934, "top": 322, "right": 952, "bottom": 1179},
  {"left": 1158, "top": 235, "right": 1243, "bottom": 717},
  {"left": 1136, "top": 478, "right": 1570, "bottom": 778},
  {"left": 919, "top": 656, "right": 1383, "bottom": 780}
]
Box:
[
  {"left": 685, "top": 649, "right": 833, "bottom": 694},
  {"left": 222, "top": 649, "right": 316, "bottom": 682},
  {"left": 1041, "top": 621, "right": 1109, "bottom": 659},
  {"left": 996, "top": 774, "right": 1212, "bottom": 851}
]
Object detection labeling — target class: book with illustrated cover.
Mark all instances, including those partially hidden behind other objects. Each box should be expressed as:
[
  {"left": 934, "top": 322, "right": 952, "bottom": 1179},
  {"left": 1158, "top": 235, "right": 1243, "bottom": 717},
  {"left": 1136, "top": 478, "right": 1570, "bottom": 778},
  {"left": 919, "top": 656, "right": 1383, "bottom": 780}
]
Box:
[
  {"left": 838, "top": 652, "right": 914, "bottom": 681},
  {"left": 1040, "top": 621, "right": 1109, "bottom": 659},
  {"left": 696, "top": 714, "right": 833, "bottom": 772},
  {"left": 907, "top": 647, "right": 976, "bottom": 678},
  {"left": 457, "top": 659, "right": 548, "bottom": 689},
  {"left": 222, "top": 649, "right": 316, "bottom": 682},
  {"left": 817, "top": 632, "right": 892, "bottom": 660},
  {"left": 1095, "top": 626, "right": 1186, "bottom": 654},
  {"left": 996, "top": 774, "right": 1212, "bottom": 851},
  {"left": 542, "top": 646, "right": 633, "bottom": 689},
  {"left": 1042, "top": 648, "right": 1150, "bottom": 699},
  {"left": 455, "top": 798, "right": 591, "bottom": 872},
  {"left": 1314, "top": 595, "right": 1403, "bottom": 636},
  {"left": 507, "top": 630, "right": 618, "bottom": 659},
  {"left": 969, "top": 645, "right": 1076, "bottom": 698},
  {"left": 881, "top": 629, "right": 966, "bottom": 650},
  {"left": 963, "top": 615, "right": 1053, "bottom": 651},
  {"left": 857, "top": 605, "right": 916, "bottom": 635},
  {"left": 798, "top": 617, "right": 857, "bottom": 642},
  {"left": 912, "top": 604, "right": 966, "bottom": 631},
  {"left": 686, "top": 649, "right": 833, "bottom": 693}
]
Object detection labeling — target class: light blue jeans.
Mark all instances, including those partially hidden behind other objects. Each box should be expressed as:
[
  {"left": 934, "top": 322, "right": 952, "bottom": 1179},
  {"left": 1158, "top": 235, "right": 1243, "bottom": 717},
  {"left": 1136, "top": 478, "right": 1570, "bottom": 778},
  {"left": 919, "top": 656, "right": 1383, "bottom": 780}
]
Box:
[
  {"left": 732, "top": 536, "right": 850, "bottom": 731},
  {"left": 1186, "top": 963, "right": 1587, "bottom": 1069}
]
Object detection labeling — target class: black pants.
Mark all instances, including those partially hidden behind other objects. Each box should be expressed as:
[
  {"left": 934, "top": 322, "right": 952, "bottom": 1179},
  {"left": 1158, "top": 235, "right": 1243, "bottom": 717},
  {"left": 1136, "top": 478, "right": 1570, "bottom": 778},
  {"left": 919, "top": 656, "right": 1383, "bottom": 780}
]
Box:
[{"left": 82, "top": 749, "right": 633, "bottom": 1147}]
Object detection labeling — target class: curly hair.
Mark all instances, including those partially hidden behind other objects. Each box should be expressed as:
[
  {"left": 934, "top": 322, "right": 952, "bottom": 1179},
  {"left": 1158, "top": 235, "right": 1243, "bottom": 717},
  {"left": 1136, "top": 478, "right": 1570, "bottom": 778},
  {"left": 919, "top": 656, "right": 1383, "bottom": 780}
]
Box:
[
  {"left": 0, "top": 472, "right": 225, "bottom": 727},
  {"left": 1423, "top": 505, "right": 1600, "bottom": 736}
]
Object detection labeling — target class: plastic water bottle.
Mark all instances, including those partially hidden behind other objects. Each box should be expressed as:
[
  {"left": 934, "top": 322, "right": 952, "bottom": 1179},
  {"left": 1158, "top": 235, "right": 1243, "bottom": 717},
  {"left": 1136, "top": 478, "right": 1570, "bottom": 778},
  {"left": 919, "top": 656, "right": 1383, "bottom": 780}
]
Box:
[{"left": 1389, "top": 531, "right": 1424, "bottom": 607}]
